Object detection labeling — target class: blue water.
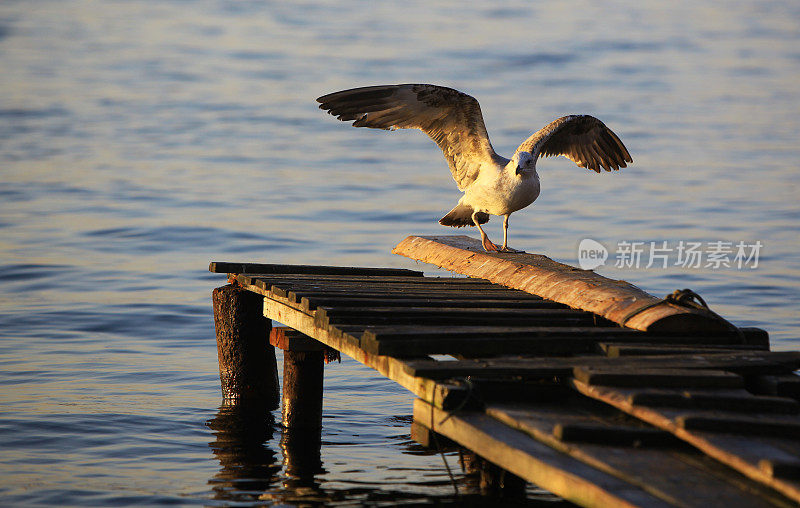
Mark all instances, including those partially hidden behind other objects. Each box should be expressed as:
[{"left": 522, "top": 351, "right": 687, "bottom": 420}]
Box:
[{"left": 1, "top": 0, "right": 798, "bottom": 505}]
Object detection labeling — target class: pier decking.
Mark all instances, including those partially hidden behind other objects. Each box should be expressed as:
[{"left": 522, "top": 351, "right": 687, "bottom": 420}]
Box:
[{"left": 210, "top": 236, "right": 800, "bottom": 507}]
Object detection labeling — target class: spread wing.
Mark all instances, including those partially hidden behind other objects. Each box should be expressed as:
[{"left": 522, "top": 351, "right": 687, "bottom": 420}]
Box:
[
  {"left": 515, "top": 115, "right": 632, "bottom": 172},
  {"left": 317, "top": 84, "right": 501, "bottom": 190}
]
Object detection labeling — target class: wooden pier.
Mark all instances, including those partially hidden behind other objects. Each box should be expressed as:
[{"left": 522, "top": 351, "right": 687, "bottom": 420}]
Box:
[{"left": 210, "top": 235, "right": 800, "bottom": 507}]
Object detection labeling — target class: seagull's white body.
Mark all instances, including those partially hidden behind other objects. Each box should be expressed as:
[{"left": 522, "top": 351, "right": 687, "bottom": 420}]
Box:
[
  {"left": 463, "top": 159, "right": 540, "bottom": 217},
  {"left": 317, "top": 84, "right": 632, "bottom": 252}
]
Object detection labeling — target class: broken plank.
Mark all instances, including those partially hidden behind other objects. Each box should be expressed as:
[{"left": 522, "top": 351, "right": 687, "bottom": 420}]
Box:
[
  {"left": 486, "top": 403, "right": 794, "bottom": 507},
  {"left": 413, "top": 399, "right": 673, "bottom": 508},
  {"left": 571, "top": 379, "right": 800, "bottom": 503}
]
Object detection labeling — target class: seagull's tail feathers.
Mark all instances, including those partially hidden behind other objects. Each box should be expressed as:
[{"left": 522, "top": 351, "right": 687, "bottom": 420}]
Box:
[{"left": 439, "top": 203, "right": 489, "bottom": 228}]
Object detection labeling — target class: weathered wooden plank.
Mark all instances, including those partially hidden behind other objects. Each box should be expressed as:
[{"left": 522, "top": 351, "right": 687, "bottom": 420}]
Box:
[
  {"left": 300, "top": 296, "right": 564, "bottom": 311},
  {"left": 752, "top": 375, "right": 800, "bottom": 401},
  {"left": 676, "top": 414, "right": 800, "bottom": 438},
  {"left": 288, "top": 288, "right": 541, "bottom": 300},
  {"left": 413, "top": 399, "right": 673, "bottom": 508},
  {"left": 402, "top": 351, "right": 800, "bottom": 379},
  {"left": 392, "top": 235, "right": 733, "bottom": 333},
  {"left": 361, "top": 333, "right": 600, "bottom": 356},
  {"left": 629, "top": 389, "right": 799, "bottom": 414},
  {"left": 552, "top": 422, "right": 674, "bottom": 447},
  {"left": 600, "top": 343, "right": 765, "bottom": 357},
  {"left": 270, "top": 326, "right": 327, "bottom": 352},
  {"left": 318, "top": 306, "right": 592, "bottom": 319},
  {"left": 263, "top": 280, "right": 529, "bottom": 293},
  {"left": 240, "top": 273, "right": 488, "bottom": 284},
  {"left": 317, "top": 306, "right": 599, "bottom": 328},
  {"left": 486, "top": 403, "right": 794, "bottom": 507},
  {"left": 571, "top": 380, "right": 800, "bottom": 502},
  {"left": 210, "top": 261, "right": 423, "bottom": 277},
  {"left": 760, "top": 459, "right": 800, "bottom": 481},
  {"left": 574, "top": 367, "right": 745, "bottom": 389}
]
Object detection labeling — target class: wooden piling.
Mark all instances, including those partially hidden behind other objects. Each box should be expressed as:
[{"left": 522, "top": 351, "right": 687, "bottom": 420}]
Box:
[
  {"left": 212, "top": 284, "right": 279, "bottom": 408},
  {"left": 282, "top": 350, "right": 325, "bottom": 429}
]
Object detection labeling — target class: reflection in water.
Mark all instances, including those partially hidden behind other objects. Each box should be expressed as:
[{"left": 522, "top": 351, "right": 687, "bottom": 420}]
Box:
[
  {"left": 280, "top": 428, "right": 325, "bottom": 490},
  {"left": 206, "top": 404, "right": 330, "bottom": 504},
  {"left": 206, "top": 405, "right": 280, "bottom": 502}
]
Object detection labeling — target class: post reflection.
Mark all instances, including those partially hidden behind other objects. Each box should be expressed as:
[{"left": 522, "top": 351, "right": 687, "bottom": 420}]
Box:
[
  {"left": 280, "top": 427, "right": 325, "bottom": 492},
  {"left": 206, "top": 405, "right": 328, "bottom": 503},
  {"left": 206, "top": 405, "right": 280, "bottom": 502}
]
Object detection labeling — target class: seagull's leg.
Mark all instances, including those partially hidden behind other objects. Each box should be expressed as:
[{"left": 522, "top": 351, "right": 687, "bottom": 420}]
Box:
[
  {"left": 473, "top": 211, "right": 499, "bottom": 252},
  {"left": 500, "top": 214, "right": 523, "bottom": 253},
  {"left": 502, "top": 214, "right": 510, "bottom": 250}
]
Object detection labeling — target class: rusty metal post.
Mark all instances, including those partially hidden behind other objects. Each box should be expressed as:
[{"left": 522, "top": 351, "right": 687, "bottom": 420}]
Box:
[{"left": 212, "top": 284, "right": 279, "bottom": 409}]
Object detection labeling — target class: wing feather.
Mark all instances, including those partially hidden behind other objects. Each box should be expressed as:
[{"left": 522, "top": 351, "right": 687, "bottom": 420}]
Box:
[
  {"left": 317, "top": 84, "right": 501, "bottom": 190},
  {"left": 515, "top": 115, "right": 632, "bottom": 173}
]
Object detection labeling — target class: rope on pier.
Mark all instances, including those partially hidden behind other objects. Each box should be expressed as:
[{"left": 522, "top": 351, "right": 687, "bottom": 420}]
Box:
[{"left": 620, "top": 289, "right": 744, "bottom": 339}]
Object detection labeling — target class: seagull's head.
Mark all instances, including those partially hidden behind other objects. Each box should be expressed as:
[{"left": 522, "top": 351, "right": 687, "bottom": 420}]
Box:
[{"left": 512, "top": 151, "right": 535, "bottom": 176}]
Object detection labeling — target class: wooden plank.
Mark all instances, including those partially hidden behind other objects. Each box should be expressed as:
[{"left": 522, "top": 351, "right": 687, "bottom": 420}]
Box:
[
  {"left": 600, "top": 343, "right": 765, "bottom": 357},
  {"left": 630, "top": 390, "right": 799, "bottom": 414},
  {"left": 300, "top": 296, "right": 565, "bottom": 310},
  {"left": 239, "top": 273, "right": 489, "bottom": 284},
  {"left": 552, "top": 422, "right": 674, "bottom": 447},
  {"left": 571, "top": 379, "right": 800, "bottom": 502},
  {"left": 269, "top": 326, "right": 327, "bottom": 352},
  {"left": 365, "top": 331, "right": 773, "bottom": 357},
  {"left": 574, "top": 367, "right": 744, "bottom": 389},
  {"left": 486, "top": 403, "right": 794, "bottom": 507},
  {"left": 760, "top": 459, "right": 800, "bottom": 481},
  {"left": 402, "top": 352, "right": 800, "bottom": 379},
  {"left": 752, "top": 375, "right": 800, "bottom": 401},
  {"left": 262, "top": 282, "right": 522, "bottom": 293},
  {"left": 263, "top": 280, "right": 530, "bottom": 293},
  {"left": 676, "top": 414, "right": 800, "bottom": 438},
  {"left": 287, "top": 288, "right": 541, "bottom": 300},
  {"left": 317, "top": 306, "right": 598, "bottom": 328},
  {"left": 392, "top": 235, "right": 733, "bottom": 333},
  {"left": 413, "top": 399, "right": 673, "bottom": 508},
  {"left": 210, "top": 261, "right": 423, "bottom": 277}
]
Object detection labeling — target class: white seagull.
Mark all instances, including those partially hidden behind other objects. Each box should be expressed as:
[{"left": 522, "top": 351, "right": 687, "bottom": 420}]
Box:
[{"left": 317, "top": 84, "right": 632, "bottom": 252}]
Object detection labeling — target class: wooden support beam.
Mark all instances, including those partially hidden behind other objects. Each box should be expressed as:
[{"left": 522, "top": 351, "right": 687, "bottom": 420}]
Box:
[
  {"left": 212, "top": 284, "right": 279, "bottom": 409},
  {"left": 282, "top": 350, "right": 325, "bottom": 430},
  {"left": 270, "top": 326, "right": 327, "bottom": 352},
  {"left": 392, "top": 235, "right": 733, "bottom": 334}
]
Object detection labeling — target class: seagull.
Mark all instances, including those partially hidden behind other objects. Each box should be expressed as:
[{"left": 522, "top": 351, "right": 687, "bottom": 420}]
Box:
[{"left": 316, "top": 84, "right": 632, "bottom": 252}]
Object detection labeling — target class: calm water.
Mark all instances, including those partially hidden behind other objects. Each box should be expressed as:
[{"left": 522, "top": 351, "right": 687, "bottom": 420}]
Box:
[{"left": 1, "top": 0, "right": 799, "bottom": 505}]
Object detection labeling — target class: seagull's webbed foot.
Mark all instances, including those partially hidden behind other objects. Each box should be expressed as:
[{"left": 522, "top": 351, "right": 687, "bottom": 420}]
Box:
[
  {"left": 481, "top": 235, "right": 500, "bottom": 252},
  {"left": 499, "top": 246, "right": 525, "bottom": 253}
]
